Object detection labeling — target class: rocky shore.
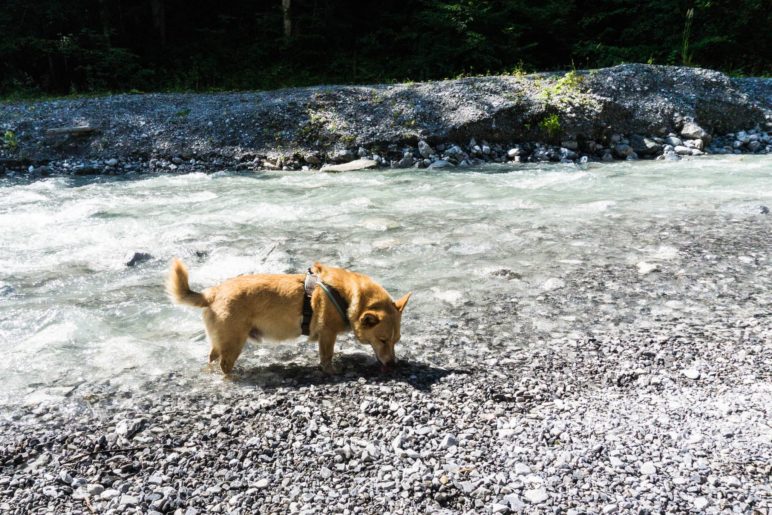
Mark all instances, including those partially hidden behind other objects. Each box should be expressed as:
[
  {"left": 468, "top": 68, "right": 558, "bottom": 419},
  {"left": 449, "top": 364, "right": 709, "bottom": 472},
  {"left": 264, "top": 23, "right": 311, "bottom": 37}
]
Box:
[
  {"left": 1, "top": 64, "right": 771, "bottom": 177},
  {"left": 1, "top": 210, "right": 770, "bottom": 514}
]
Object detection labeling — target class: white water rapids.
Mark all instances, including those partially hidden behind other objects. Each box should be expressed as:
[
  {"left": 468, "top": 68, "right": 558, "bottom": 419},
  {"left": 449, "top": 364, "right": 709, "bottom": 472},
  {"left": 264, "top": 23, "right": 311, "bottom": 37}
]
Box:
[{"left": 1, "top": 157, "right": 770, "bottom": 406}]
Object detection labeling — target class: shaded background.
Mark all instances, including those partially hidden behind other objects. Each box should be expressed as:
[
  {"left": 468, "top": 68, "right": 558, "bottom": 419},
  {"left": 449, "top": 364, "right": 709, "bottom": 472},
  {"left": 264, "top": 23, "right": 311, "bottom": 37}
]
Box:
[{"left": 1, "top": 0, "right": 769, "bottom": 97}]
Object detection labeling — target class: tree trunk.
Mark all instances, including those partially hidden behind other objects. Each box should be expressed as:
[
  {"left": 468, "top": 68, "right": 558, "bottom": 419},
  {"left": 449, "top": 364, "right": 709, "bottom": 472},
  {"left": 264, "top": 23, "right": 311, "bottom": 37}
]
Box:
[
  {"left": 151, "top": 0, "right": 166, "bottom": 46},
  {"left": 282, "top": 0, "right": 292, "bottom": 37},
  {"left": 98, "top": 0, "right": 111, "bottom": 44}
]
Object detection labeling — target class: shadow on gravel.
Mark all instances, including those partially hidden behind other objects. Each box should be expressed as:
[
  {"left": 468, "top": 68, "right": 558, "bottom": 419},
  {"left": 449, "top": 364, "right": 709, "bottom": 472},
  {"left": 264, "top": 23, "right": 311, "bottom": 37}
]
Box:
[{"left": 233, "top": 352, "right": 471, "bottom": 392}]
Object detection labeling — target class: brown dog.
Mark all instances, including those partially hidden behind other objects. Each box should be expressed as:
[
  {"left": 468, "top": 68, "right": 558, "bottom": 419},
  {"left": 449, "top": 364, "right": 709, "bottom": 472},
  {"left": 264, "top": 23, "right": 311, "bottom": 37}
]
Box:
[{"left": 166, "top": 259, "right": 411, "bottom": 375}]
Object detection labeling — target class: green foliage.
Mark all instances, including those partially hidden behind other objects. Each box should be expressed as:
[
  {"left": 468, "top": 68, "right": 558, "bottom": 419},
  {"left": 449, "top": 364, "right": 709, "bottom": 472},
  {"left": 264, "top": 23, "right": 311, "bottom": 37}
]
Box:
[
  {"left": 540, "top": 70, "right": 584, "bottom": 101},
  {"left": 539, "top": 114, "right": 561, "bottom": 139},
  {"left": 3, "top": 130, "right": 18, "bottom": 151},
  {"left": 681, "top": 8, "right": 694, "bottom": 66}
]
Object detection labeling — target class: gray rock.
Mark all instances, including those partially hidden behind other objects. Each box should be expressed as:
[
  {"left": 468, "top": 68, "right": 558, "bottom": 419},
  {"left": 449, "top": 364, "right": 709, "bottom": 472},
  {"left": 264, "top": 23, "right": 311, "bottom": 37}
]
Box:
[
  {"left": 87, "top": 484, "right": 104, "bottom": 496},
  {"left": 331, "top": 149, "right": 355, "bottom": 163},
  {"left": 101, "top": 489, "right": 120, "bottom": 500},
  {"left": 640, "top": 462, "right": 657, "bottom": 475},
  {"left": 120, "top": 494, "right": 139, "bottom": 506},
  {"left": 694, "top": 496, "right": 709, "bottom": 509},
  {"left": 428, "top": 159, "right": 453, "bottom": 169},
  {"left": 418, "top": 140, "right": 434, "bottom": 159},
  {"left": 666, "top": 135, "right": 683, "bottom": 147},
  {"left": 514, "top": 463, "right": 531, "bottom": 475},
  {"left": 502, "top": 494, "right": 525, "bottom": 510},
  {"left": 681, "top": 120, "right": 711, "bottom": 142},
  {"left": 254, "top": 478, "right": 270, "bottom": 489},
  {"left": 524, "top": 487, "right": 549, "bottom": 504},
  {"left": 614, "top": 143, "right": 634, "bottom": 158},
  {"left": 395, "top": 156, "right": 415, "bottom": 168},
  {"left": 507, "top": 147, "right": 522, "bottom": 158},
  {"left": 320, "top": 158, "right": 378, "bottom": 172},
  {"left": 125, "top": 252, "right": 153, "bottom": 267},
  {"left": 630, "top": 134, "right": 661, "bottom": 155},
  {"left": 561, "top": 140, "right": 579, "bottom": 150},
  {"left": 721, "top": 475, "right": 741, "bottom": 487},
  {"left": 440, "top": 434, "right": 458, "bottom": 449},
  {"left": 105, "top": 158, "right": 119, "bottom": 167}
]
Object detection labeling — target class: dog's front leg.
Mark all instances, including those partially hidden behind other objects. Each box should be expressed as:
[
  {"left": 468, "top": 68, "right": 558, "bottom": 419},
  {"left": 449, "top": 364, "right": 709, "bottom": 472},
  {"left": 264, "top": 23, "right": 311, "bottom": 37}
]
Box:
[{"left": 318, "top": 331, "right": 339, "bottom": 375}]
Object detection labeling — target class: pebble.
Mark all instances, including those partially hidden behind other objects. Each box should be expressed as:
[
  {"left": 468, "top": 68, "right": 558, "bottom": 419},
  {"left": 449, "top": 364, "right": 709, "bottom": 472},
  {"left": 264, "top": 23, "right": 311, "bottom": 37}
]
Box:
[
  {"left": 640, "top": 462, "right": 657, "bottom": 475},
  {"left": 440, "top": 434, "right": 458, "bottom": 449},
  {"left": 524, "top": 487, "right": 549, "bottom": 504},
  {"left": 101, "top": 489, "right": 120, "bottom": 500},
  {"left": 682, "top": 368, "right": 700, "bottom": 380}
]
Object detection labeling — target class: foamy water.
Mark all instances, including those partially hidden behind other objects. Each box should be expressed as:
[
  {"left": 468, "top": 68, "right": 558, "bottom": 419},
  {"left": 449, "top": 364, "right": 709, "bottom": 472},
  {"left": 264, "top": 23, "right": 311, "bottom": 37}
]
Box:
[{"left": 1, "top": 156, "right": 770, "bottom": 404}]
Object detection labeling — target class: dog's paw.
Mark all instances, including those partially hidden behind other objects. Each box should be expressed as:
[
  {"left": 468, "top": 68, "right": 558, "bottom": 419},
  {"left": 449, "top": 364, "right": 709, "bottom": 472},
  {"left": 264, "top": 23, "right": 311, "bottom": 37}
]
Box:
[{"left": 319, "top": 362, "right": 340, "bottom": 375}]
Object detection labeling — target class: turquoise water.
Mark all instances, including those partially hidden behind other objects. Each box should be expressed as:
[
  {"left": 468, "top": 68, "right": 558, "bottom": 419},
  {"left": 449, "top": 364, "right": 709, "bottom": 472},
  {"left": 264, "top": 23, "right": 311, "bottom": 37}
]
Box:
[{"left": 1, "top": 156, "right": 770, "bottom": 404}]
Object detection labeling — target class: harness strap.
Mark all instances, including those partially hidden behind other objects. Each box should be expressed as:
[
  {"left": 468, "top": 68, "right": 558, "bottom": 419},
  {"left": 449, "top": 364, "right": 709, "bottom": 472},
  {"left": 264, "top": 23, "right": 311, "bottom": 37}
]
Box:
[{"left": 301, "top": 268, "right": 350, "bottom": 336}]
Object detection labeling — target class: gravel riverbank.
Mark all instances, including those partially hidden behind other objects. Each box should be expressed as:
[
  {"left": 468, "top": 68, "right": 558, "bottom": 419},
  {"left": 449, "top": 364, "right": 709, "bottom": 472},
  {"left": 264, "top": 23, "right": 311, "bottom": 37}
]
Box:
[
  {"left": 1, "top": 64, "right": 771, "bottom": 177},
  {"left": 1, "top": 211, "right": 770, "bottom": 514}
]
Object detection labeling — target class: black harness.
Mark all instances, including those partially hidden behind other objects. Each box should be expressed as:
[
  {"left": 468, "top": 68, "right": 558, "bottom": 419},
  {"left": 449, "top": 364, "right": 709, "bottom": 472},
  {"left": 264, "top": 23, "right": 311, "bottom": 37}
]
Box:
[{"left": 301, "top": 268, "right": 350, "bottom": 336}]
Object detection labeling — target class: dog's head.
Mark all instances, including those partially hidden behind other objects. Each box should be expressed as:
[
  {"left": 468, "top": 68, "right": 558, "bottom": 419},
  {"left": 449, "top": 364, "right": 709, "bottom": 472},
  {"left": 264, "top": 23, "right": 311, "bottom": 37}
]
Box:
[{"left": 353, "top": 292, "right": 411, "bottom": 370}]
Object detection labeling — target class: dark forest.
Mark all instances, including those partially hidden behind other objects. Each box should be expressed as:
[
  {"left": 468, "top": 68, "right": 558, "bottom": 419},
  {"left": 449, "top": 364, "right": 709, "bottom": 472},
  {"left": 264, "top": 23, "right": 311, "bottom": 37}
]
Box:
[{"left": 1, "top": 0, "right": 769, "bottom": 97}]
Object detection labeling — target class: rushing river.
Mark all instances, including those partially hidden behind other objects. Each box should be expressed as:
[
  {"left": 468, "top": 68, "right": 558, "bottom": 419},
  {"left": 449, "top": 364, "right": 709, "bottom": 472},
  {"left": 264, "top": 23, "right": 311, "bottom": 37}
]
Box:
[{"left": 1, "top": 157, "right": 770, "bottom": 406}]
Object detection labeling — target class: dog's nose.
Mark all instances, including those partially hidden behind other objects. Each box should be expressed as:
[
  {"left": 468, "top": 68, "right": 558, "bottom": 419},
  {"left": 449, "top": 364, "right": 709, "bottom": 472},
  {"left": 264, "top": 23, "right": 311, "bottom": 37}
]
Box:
[{"left": 380, "top": 358, "right": 397, "bottom": 373}]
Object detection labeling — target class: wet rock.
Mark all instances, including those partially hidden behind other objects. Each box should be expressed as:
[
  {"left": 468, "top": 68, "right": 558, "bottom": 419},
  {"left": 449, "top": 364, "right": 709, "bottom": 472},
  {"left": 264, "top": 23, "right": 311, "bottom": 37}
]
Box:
[
  {"left": 428, "top": 159, "right": 452, "bottom": 169},
  {"left": 126, "top": 252, "right": 153, "bottom": 267}
]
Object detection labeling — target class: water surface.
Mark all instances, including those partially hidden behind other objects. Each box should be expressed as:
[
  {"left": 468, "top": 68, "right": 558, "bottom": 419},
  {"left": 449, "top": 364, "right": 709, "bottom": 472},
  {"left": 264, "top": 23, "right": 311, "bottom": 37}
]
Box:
[{"left": 1, "top": 156, "right": 770, "bottom": 405}]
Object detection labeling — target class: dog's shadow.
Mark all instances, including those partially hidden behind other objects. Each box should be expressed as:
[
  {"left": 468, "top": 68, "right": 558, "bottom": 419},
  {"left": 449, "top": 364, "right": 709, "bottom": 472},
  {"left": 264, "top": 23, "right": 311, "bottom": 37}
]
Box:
[{"left": 231, "top": 353, "right": 469, "bottom": 392}]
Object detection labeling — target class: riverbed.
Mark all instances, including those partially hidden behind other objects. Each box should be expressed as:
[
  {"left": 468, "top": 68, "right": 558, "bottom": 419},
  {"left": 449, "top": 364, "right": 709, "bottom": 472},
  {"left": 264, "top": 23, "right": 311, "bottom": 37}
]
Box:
[{"left": 0, "top": 157, "right": 770, "bottom": 513}]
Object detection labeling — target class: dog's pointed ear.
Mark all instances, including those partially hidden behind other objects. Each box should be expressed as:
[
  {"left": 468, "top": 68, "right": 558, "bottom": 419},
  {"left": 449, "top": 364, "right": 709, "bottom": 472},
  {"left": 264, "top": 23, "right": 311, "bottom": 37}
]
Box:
[
  {"left": 312, "top": 262, "right": 326, "bottom": 274},
  {"left": 394, "top": 292, "right": 412, "bottom": 313},
  {"left": 360, "top": 311, "right": 381, "bottom": 328}
]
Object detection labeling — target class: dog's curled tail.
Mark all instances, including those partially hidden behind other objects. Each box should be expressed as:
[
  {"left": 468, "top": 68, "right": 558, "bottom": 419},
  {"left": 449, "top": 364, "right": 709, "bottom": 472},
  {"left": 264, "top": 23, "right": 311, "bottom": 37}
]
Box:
[{"left": 166, "top": 258, "right": 210, "bottom": 308}]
